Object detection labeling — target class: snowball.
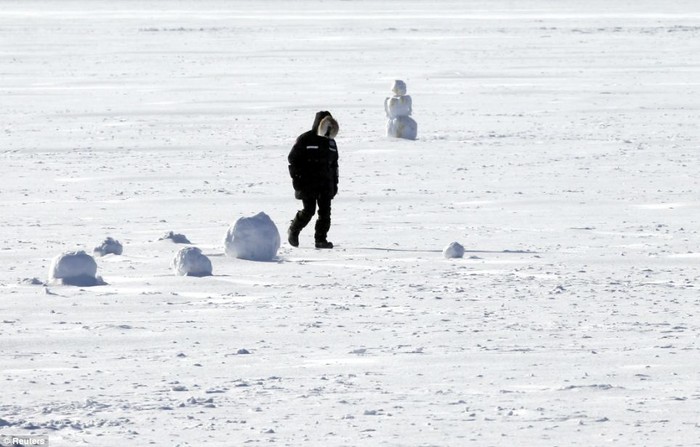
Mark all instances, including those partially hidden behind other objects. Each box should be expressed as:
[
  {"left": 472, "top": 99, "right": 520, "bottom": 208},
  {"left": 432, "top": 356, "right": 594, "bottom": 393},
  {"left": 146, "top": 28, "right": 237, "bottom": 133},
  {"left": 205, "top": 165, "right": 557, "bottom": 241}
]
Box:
[
  {"left": 171, "top": 247, "right": 213, "bottom": 277},
  {"left": 443, "top": 242, "right": 465, "bottom": 259},
  {"left": 224, "top": 212, "right": 280, "bottom": 261},
  {"left": 391, "top": 79, "right": 407, "bottom": 96},
  {"left": 49, "top": 250, "right": 104, "bottom": 286},
  {"left": 94, "top": 237, "right": 123, "bottom": 256},
  {"left": 387, "top": 116, "right": 417, "bottom": 140},
  {"left": 159, "top": 231, "right": 191, "bottom": 244},
  {"left": 385, "top": 95, "right": 412, "bottom": 118}
]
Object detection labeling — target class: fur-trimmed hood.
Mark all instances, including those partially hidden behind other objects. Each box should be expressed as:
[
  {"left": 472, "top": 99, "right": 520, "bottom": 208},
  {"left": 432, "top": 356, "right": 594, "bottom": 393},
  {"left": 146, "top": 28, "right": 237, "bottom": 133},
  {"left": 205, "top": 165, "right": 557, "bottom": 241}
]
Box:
[
  {"left": 317, "top": 115, "right": 339, "bottom": 139},
  {"left": 311, "top": 111, "right": 331, "bottom": 132}
]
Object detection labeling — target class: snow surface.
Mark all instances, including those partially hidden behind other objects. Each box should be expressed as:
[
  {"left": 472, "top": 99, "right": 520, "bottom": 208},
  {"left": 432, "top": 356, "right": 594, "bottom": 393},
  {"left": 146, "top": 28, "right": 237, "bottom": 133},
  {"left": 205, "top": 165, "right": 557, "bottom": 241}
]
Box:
[
  {"left": 1, "top": 1, "right": 700, "bottom": 446},
  {"left": 171, "top": 246, "right": 213, "bottom": 277},
  {"left": 225, "top": 212, "right": 281, "bottom": 261}
]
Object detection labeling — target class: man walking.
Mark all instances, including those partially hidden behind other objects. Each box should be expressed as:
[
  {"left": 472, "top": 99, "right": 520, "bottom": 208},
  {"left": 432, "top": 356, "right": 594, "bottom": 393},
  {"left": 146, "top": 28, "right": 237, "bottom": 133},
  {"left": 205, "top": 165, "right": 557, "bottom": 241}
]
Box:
[{"left": 287, "top": 111, "right": 339, "bottom": 249}]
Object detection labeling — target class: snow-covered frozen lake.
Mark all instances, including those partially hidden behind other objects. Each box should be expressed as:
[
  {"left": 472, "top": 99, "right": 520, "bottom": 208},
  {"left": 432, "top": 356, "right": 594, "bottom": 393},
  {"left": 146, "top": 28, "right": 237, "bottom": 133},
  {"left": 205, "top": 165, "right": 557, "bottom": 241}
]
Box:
[{"left": 1, "top": 1, "right": 699, "bottom": 445}]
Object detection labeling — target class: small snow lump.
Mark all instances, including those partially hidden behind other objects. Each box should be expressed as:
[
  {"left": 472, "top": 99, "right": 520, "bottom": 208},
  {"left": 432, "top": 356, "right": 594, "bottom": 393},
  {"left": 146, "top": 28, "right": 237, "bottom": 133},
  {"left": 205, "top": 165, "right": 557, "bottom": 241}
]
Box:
[
  {"left": 443, "top": 242, "right": 465, "bottom": 259},
  {"left": 159, "top": 231, "right": 191, "bottom": 244},
  {"left": 172, "top": 247, "right": 213, "bottom": 277},
  {"left": 224, "top": 212, "right": 280, "bottom": 261},
  {"left": 94, "top": 237, "right": 123, "bottom": 256}
]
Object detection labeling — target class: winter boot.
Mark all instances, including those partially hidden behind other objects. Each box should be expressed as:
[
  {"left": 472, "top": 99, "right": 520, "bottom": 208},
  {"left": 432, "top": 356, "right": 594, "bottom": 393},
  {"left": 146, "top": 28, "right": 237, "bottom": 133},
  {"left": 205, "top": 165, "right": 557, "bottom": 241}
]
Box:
[
  {"left": 315, "top": 240, "right": 333, "bottom": 249},
  {"left": 288, "top": 223, "right": 301, "bottom": 247},
  {"left": 314, "top": 212, "right": 331, "bottom": 249},
  {"left": 288, "top": 204, "right": 315, "bottom": 248}
]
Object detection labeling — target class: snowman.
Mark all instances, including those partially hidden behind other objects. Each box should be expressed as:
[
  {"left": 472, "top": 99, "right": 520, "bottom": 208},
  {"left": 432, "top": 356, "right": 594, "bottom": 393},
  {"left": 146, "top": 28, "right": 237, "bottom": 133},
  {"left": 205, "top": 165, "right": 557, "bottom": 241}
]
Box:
[{"left": 385, "top": 80, "right": 417, "bottom": 140}]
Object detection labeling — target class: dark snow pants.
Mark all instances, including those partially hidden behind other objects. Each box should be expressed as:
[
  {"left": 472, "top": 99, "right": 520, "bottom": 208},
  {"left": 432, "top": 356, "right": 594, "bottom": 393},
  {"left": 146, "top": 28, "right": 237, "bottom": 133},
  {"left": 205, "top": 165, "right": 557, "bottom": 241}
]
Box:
[{"left": 292, "top": 195, "right": 332, "bottom": 242}]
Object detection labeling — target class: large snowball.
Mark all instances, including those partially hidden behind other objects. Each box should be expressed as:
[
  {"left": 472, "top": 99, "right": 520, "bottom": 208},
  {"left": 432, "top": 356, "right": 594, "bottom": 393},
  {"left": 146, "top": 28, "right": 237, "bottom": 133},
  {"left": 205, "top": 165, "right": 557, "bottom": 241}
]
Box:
[
  {"left": 387, "top": 116, "right": 417, "bottom": 140},
  {"left": 49, "top": 250, "right": 103, "bottom": 286},
  {"left": 385, "top": 95, "right": 412, "bottom": 119},
  {"left": 172, "top": 247, "right": 213, "bottom": 277},
  {"left": 94, "top": 237, "right": 123, "bottom": 256},
  {"left": 224, "top": 212, "right": 280, "bottom": 261},
  {"left": 443, "top": 242, "right": 465, "bottom": 259}
]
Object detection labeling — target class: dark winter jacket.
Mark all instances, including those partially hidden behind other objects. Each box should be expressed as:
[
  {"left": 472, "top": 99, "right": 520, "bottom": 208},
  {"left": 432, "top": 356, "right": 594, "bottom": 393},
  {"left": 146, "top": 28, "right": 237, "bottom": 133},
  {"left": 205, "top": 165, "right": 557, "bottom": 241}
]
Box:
[{"left": 288, "top": 111, "right": 339, "bottom": 200}]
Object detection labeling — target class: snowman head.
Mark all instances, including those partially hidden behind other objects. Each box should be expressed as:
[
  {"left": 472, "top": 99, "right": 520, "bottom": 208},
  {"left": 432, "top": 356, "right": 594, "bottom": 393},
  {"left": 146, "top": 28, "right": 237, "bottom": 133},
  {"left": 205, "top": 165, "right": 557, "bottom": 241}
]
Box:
[{"left": 392, "top": 80, "right": 407, "bottom": 96}]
